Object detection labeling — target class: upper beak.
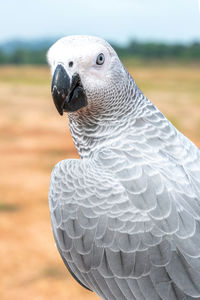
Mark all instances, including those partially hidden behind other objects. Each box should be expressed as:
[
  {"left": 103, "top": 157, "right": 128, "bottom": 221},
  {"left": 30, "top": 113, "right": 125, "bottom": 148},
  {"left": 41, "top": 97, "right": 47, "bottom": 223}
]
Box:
[
  {"left": 51, "top": 64, "right": 70, "bottom": 115},
  {"left": 51, "top": 64, "right": 87, "bottom": 115}
]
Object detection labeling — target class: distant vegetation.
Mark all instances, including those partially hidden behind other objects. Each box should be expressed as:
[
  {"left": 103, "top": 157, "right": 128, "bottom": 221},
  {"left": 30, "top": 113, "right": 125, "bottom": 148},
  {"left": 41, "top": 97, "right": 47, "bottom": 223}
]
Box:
[
  {"left": 0, "top": 48, "right": 47, "bottom": 64},
  {"left": 0, "top": 39, "right": 200, "bottom": 64},
  {"left": 114, "top": 41, "right": 200, "bottom": 62}
]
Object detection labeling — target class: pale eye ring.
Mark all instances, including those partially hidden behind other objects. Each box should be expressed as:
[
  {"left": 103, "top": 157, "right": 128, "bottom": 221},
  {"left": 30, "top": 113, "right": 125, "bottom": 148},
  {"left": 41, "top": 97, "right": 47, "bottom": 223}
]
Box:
[{"left": 96, "top": 53, "right": 105, "bottom": 65}]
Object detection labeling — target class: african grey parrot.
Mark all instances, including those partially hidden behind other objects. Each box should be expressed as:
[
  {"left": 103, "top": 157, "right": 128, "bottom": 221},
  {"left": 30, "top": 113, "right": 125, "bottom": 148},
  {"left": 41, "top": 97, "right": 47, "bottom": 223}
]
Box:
[{"left": 47, "top": 35, "right": 200, "bottom": 300}]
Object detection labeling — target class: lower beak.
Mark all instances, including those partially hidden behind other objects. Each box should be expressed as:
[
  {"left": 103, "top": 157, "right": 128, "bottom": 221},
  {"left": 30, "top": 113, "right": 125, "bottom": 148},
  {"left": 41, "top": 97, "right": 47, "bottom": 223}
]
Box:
[{"left": 51, "top": 64, "right": 87, "bottom": 115}]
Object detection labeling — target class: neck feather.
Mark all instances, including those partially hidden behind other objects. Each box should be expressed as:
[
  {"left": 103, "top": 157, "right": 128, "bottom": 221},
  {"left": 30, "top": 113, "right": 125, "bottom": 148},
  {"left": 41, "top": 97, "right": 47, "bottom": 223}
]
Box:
[{"left": 68, "top": 80, "right": 149, "bottom": 158}]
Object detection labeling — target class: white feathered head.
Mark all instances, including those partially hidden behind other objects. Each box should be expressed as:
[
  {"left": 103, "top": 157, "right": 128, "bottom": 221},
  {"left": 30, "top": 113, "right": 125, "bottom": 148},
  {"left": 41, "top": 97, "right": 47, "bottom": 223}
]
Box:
[{"left": 47, "top": 35, "right": 131, "bottom": 116}]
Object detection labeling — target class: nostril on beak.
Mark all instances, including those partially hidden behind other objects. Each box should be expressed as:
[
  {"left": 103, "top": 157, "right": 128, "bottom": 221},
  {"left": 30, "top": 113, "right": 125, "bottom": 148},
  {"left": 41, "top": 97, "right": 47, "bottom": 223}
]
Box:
[{"left": 69, "top": 61, "right": 73, "bottom": 68}]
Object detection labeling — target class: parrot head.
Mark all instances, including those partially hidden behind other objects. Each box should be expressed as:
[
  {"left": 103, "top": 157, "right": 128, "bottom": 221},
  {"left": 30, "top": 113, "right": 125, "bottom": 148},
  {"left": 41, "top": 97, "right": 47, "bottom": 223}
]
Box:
[{"left": 47, "top": 35, "right": 129, "bottom": 116}]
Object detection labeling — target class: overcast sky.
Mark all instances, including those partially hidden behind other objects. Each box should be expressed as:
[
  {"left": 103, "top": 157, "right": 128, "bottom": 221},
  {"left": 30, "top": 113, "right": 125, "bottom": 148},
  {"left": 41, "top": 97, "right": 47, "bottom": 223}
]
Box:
[{"left": 1, "top": 0, "right": 200, "bottom": 44}]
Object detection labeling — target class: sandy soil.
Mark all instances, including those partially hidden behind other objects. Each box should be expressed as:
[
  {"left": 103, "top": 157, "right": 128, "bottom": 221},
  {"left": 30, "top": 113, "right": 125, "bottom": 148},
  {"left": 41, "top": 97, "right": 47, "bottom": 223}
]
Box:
[{"left": 0, "top": 64, "right": 199, "bottom": 300}]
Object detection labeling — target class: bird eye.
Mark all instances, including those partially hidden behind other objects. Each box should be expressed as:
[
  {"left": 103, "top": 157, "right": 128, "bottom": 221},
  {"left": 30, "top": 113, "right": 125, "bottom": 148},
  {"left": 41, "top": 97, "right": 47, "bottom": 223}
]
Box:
[{"left": 96, "top": 53, "right": 105, "bottom": 65}]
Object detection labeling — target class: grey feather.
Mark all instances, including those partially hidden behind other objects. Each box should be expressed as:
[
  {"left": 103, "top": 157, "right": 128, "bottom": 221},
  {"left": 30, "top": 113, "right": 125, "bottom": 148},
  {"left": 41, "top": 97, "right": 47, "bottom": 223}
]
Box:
[{"left": 48, "top": 35, "right": 200, "bottom": 300}]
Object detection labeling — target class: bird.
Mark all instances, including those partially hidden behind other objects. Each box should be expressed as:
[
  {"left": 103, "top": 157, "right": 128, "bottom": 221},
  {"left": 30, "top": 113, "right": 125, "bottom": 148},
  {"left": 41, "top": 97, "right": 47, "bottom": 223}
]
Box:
[{"left": 47, "top": 35, "right": 200, "bottom": 300}]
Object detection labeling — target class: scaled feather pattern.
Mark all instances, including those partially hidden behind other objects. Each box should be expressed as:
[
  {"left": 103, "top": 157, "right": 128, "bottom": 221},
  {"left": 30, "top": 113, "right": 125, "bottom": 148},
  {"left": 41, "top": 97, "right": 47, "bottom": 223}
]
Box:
[{"left": 48, "top": 35, "right": 200, "bottom": 300}]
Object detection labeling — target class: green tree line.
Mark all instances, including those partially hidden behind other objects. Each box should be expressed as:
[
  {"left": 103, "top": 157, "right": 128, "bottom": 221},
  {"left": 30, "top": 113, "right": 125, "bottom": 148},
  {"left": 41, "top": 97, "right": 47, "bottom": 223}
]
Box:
[
  {"left": 0, "top": 41, "right": 200, "bottom": 64},
  {"left": 0, "top": 48, "right": 47, "bottom": 64},
  {"left": 113, "top": 41, "right": 200, "bottom": 60}
]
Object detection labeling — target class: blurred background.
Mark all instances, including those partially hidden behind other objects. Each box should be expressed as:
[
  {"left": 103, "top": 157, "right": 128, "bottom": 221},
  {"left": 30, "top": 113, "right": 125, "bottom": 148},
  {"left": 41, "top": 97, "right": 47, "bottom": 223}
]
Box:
[{"left": 0, "top": 1, "right": 200, "bottom": 299}]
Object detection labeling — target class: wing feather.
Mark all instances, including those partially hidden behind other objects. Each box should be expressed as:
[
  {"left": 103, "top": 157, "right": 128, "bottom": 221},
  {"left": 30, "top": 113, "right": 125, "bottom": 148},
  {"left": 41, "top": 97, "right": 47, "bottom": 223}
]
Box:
[{"left": 49, "top": 132, "right": 200, "bottom": 299}]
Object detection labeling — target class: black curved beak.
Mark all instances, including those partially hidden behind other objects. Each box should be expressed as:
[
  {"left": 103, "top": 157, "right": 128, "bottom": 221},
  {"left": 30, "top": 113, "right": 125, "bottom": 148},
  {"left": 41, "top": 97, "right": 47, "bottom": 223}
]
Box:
[{"left": 51, "top": 64, "right": 87, "bottom": 115}]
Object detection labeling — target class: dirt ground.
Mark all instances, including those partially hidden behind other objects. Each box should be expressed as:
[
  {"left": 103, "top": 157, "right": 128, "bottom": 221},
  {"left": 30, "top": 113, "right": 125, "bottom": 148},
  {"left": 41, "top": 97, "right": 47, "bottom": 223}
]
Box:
[{"left": 0, "top": 64, "right": 199, "bottom": 300}]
